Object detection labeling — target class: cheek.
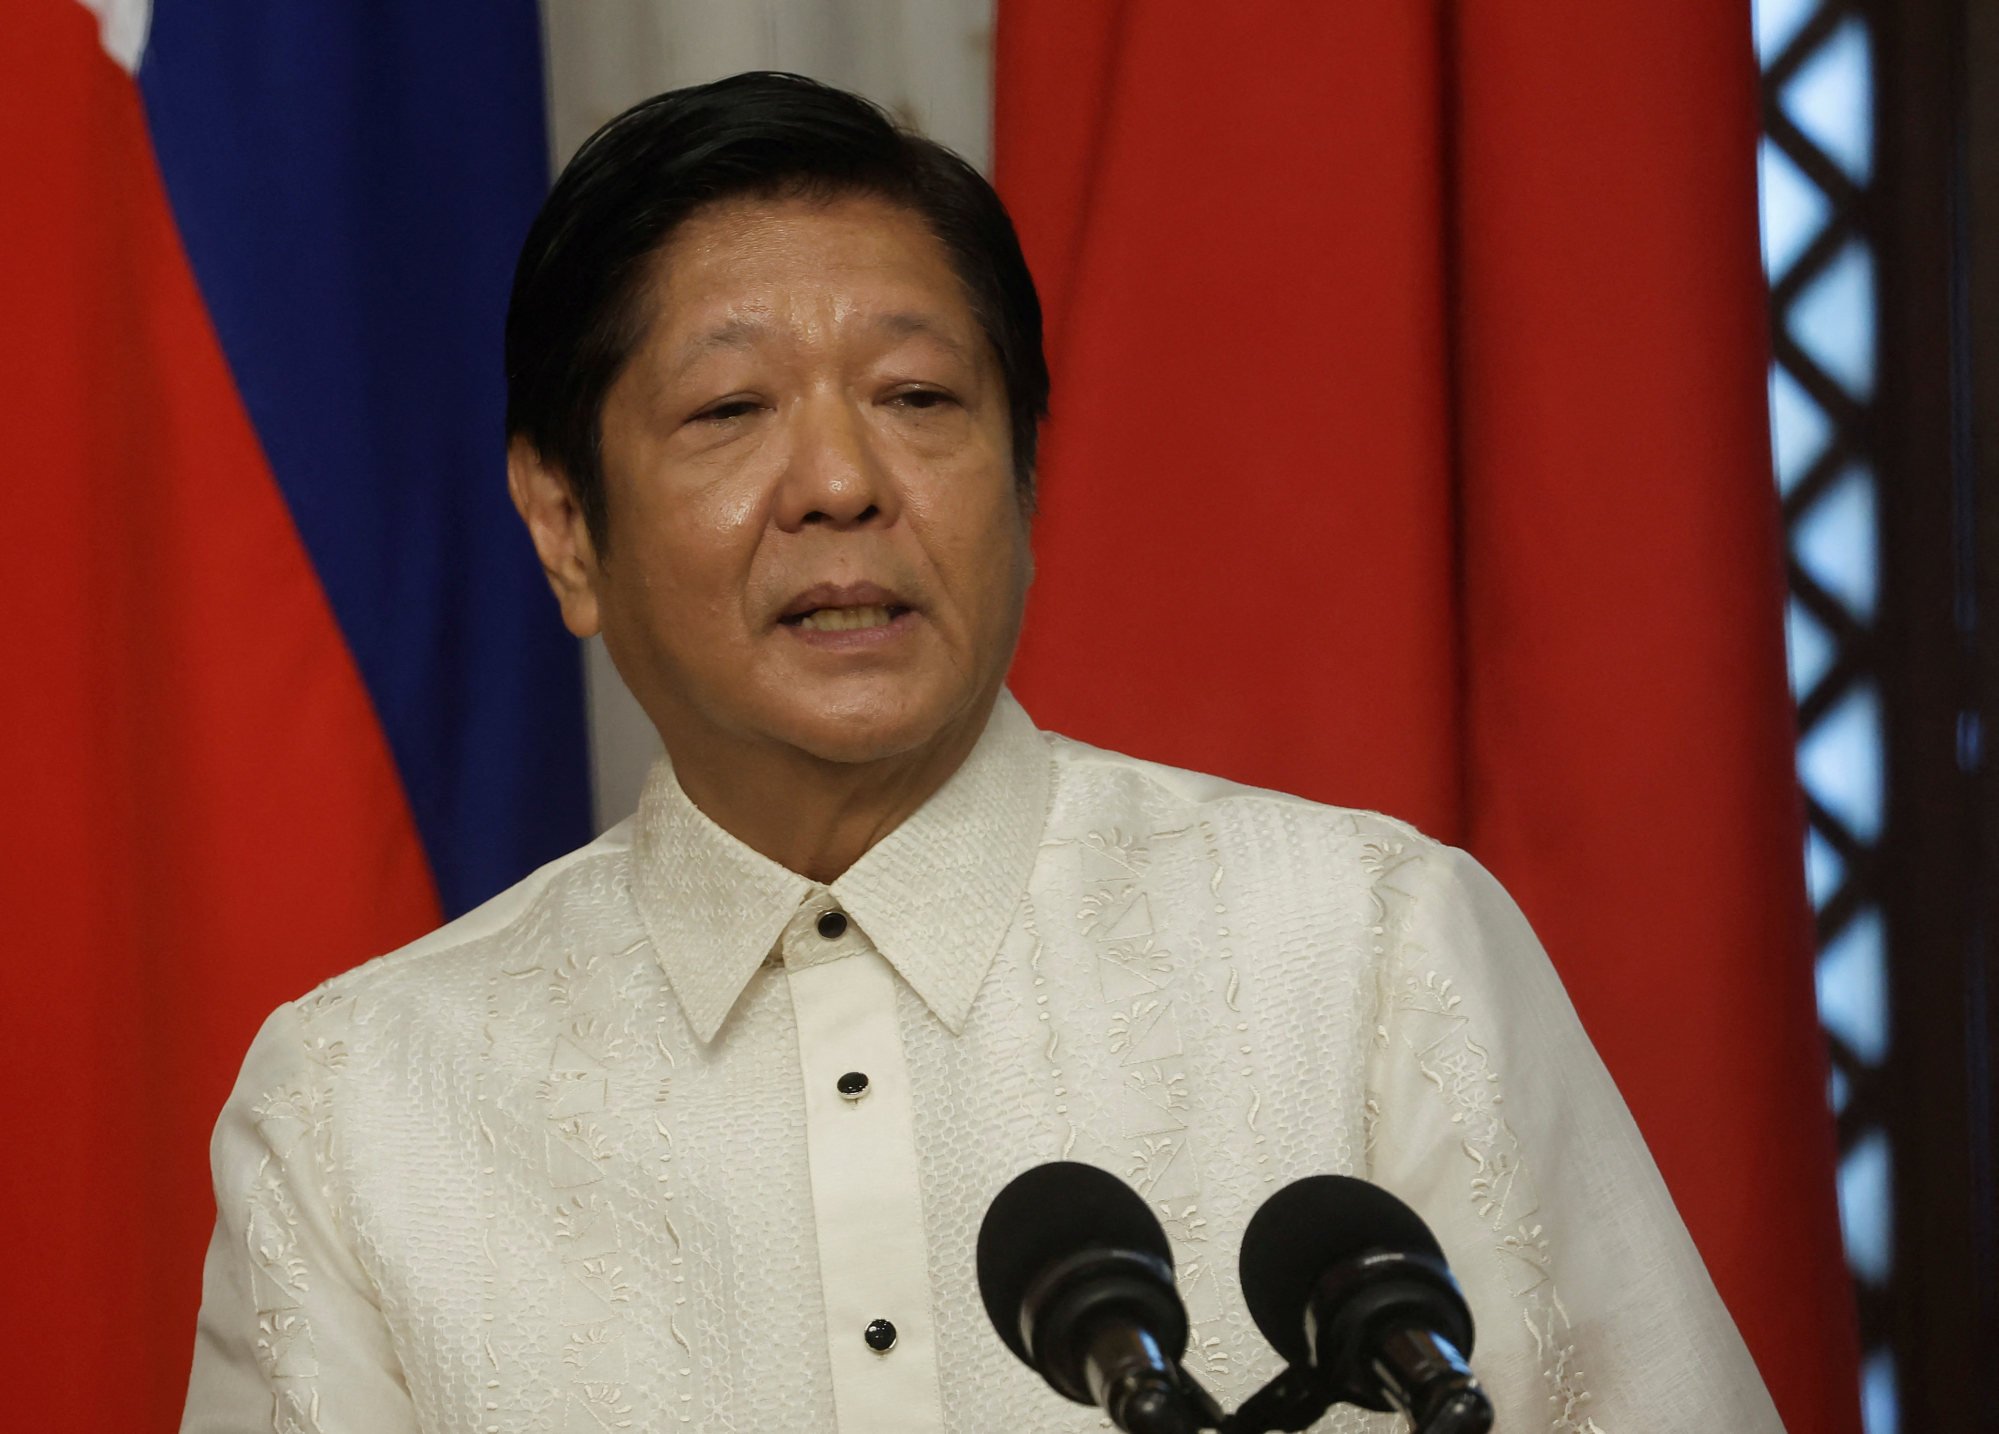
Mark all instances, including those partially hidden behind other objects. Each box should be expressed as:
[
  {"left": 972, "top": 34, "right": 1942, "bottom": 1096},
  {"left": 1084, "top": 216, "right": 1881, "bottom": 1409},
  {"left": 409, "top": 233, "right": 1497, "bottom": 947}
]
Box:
[
  {"left": 596, "top": 542, "right": 749, "bottom": 682},
  {"left": 616, "top": 481, "right": 768, "bottom": 613},
  {"left": 931, "top": 490, "right": 1031, "bottom": 632},
  {"left": 622, "top": 464, "right": 760, "bottom": 545}
]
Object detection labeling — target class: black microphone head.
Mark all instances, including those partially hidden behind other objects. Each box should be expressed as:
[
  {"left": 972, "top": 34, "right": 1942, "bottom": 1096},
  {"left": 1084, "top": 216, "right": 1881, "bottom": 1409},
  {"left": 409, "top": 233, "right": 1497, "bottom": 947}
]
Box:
[
  {"left": 976, "top": 1161, "right": 1175, "bottom": 1365},
  {"left": 1237, "top": 1174, "right": 1445, "bottom": 1367}
]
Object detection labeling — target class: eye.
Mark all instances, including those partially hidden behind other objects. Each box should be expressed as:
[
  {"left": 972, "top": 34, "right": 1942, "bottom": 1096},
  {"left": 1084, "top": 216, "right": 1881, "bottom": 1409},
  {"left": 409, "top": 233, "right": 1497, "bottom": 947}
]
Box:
[
  {"left": 689, "top": 397, "right": 762, "bottom": 425},
  {"left": 885, "top": 386, "right": 957, "bottom": 412}
]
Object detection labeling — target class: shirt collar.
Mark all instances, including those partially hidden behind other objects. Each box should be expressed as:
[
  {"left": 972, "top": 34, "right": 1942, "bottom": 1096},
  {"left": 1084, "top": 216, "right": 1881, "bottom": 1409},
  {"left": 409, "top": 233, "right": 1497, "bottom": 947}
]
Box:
[{"left": 629, "top": 691, "right": 1052, "bottom": 1043}]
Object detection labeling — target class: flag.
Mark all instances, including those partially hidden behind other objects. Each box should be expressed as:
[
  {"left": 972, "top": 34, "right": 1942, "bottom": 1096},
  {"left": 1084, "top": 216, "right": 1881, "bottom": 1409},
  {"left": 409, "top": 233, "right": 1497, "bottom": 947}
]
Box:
[
  {"left": 0, "top": 2, "right": 589, "bottom": 1424},
  {"left": 995, "top": 4, "right": 1860, "bottom": 1431}
]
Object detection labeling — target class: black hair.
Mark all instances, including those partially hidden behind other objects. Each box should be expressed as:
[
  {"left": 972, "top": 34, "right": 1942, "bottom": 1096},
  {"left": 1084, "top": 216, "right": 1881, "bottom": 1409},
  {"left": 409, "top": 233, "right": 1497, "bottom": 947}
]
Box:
[{"left": 504, "top": 71, "right": 1049, "bottom": 550}]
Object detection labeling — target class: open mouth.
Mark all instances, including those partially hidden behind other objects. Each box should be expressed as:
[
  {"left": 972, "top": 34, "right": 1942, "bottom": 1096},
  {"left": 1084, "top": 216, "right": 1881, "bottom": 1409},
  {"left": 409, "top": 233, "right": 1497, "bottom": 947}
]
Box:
[{"left": 780, "top": 603, "right": 911, "bottom": 633}]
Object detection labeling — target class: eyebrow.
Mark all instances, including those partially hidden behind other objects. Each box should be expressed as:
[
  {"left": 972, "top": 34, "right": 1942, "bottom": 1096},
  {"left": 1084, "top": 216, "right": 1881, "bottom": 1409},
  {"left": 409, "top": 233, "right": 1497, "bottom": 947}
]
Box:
[
  {"left": 867, "top": 311, "right": 974, "bottom": 363},
  {"left": 665, "top": 316, "right": 765, "bottom": 376},
  {"left": 665, "top": 309, "right": 976, "bottom": 379}
]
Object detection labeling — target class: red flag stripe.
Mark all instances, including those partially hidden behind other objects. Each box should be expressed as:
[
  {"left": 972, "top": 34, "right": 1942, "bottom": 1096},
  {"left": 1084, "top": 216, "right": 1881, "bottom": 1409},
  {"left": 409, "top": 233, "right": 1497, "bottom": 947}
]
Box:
[{"left": 0, "top": 6, "right": 440, "bottom": 1422}]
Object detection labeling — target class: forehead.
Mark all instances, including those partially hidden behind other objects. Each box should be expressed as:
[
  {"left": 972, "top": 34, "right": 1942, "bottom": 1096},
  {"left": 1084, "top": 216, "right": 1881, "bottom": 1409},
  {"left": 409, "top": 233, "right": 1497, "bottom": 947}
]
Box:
[{"left": 636, "top": 191, "right": 977, "bottom": 349}]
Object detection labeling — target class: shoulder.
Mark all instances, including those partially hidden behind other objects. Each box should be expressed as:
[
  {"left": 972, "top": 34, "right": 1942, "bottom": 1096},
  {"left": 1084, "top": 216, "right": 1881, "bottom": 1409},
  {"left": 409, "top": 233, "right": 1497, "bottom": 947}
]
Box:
[
  {"left": 1038, "top": 726, "right": 1450, "bottom": 874},
  {"left": 218, "top": 821, "right": 646, "bottom": 1167},
  {"left": 278, "top": 818, "right": 642, "bottom": 1044},
  {"left": 1029, "top": 727, "right": 1505, "bottom": 967}
]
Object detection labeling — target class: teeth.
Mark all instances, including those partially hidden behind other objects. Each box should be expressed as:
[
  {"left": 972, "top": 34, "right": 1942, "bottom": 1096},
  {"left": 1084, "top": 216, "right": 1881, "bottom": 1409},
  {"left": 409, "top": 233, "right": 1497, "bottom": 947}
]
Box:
[{"left": 796, "top": 603, "right": 895, "bottom": 632}]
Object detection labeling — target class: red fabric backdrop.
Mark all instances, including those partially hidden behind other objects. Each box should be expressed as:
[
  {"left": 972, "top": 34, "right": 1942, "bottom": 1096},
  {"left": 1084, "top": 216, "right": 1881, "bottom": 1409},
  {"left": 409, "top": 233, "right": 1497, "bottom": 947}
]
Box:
[{"left": 995, "top": 4, "right": 1860, "bottom": 1431}]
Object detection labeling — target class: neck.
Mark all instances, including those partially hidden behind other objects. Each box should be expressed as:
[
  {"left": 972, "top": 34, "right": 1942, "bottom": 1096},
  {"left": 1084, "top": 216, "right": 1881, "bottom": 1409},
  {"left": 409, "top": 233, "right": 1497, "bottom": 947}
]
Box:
[{"left": 663, "top": 697, "right": 998, "bottom": 884}]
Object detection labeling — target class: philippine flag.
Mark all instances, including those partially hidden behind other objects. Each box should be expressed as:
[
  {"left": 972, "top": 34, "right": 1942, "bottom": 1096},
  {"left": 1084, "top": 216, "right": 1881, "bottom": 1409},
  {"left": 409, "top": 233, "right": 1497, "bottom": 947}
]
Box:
[{"left": 1, "top": 3, "right": 589, "bottom": 1425}]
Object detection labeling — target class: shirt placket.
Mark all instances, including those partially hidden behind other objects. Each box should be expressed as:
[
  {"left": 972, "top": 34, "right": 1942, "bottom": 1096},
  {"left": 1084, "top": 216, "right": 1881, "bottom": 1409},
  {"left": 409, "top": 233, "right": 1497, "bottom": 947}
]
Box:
[{"left": 782, "top": 894, "right": 946, "bottom": 1433}]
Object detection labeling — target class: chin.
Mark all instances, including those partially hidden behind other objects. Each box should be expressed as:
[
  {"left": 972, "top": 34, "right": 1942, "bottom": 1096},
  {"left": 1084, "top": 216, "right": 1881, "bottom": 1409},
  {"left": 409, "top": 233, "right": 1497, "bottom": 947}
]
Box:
[
  {"left": 774, "top": 687, "right": 982, "bottom": 768},
  {"left": 783, "top": 714, "right": 943, "bottom": 766}
]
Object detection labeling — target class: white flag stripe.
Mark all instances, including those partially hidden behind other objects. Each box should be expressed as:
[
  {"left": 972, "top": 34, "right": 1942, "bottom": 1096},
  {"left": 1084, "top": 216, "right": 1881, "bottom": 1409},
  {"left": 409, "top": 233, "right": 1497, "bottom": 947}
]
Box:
[{"left": 77, "top": 0, "right": 151, "bottom": 73}]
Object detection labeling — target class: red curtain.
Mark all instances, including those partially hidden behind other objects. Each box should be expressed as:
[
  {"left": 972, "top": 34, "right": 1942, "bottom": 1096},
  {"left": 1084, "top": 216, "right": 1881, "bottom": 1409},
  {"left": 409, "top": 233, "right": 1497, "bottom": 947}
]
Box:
[{"left": 996, "top": 5, "right": 1859, "bottom": 1432}]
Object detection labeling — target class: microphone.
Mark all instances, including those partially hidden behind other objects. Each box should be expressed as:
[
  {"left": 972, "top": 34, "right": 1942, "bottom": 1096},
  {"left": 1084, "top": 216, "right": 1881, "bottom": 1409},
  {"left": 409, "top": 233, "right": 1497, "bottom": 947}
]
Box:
[
  {"left": 1237, "top": 1175, "right": 1492, "bottom": 1434},
  {"left": 976, "top": 1161, "right": 1218, "bottom": 1434}
]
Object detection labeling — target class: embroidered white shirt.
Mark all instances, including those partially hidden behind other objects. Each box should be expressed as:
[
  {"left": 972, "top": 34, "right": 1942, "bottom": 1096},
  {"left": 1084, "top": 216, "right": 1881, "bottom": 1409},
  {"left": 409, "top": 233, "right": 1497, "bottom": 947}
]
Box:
[{"left": 181, "top": 693, "right": 1783, "bottom": 1433}]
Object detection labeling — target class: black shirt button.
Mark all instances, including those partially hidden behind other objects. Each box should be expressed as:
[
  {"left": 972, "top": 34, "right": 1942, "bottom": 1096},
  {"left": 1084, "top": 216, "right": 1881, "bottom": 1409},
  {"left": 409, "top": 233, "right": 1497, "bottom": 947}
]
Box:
[
  {"left": 864, "top": 1318, "right": 898, "bottom": 1352},
  {"left": 816, "top": 910, "right": 848, "bottom": 940},
  {"left": 836, "top": 1071, "right": 870, "bottom": 1100}
]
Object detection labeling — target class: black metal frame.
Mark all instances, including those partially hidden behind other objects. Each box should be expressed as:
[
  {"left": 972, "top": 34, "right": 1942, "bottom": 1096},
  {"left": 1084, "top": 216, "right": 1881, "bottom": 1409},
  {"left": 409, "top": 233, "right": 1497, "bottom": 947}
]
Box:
[
  {"left": 1871, "top": 2, "right": 1999, "bottom": 1426},
  {"left": 1770, "top": 2, "right": 1999, "bottom": 1427}
]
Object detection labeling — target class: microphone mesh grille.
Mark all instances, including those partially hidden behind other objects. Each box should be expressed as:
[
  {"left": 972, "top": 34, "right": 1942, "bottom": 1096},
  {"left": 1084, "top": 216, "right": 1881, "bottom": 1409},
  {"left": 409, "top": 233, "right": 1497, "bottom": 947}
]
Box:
[
  {"left": 1237, "top": 1174, "right": 1443, "bottom": 1366},
  {"left": 974, "top": 1161, "right": 1173, "bottom": 1364}
]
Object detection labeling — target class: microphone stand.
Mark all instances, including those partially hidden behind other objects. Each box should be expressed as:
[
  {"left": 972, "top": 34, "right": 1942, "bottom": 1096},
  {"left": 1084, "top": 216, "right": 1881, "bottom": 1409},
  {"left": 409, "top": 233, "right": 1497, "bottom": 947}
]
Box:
[
  {"left": 1213, "top": 1363, "right": 1490, "bottom": 1434},
  {"left": 1111, "top": 1354, "right": 1482, "bottom": 1433},
  {"left": 1214, "top": 1366, "right": 1333, "bottom": 1434},
  {"left": 1132, "top": 1362, "right": 1344, "bottom": 1434}
]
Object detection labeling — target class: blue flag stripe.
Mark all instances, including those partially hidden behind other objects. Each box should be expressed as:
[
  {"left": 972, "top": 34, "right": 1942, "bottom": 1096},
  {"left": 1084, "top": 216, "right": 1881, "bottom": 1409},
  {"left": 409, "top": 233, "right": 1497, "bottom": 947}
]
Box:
[{"left": 137, "top": 2, "right": 592, "bottom": 916}]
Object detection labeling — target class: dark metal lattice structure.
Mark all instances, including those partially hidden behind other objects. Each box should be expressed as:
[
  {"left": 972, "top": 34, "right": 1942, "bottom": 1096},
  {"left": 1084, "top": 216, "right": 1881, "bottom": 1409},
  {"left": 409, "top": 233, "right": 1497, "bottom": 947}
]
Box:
[{"left": 1755, "top": 0, "right": 1894, "bottom": 1424}]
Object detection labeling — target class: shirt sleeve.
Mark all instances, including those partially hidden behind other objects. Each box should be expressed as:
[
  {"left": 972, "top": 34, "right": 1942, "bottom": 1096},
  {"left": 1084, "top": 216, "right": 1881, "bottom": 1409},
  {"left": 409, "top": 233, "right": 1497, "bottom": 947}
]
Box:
[
  {"left": 180, "top": 1001, "right": 420, "bottom": 1434},
  {"left": 1360, "top": 838, "right": 1785, "bottom": 1432}
]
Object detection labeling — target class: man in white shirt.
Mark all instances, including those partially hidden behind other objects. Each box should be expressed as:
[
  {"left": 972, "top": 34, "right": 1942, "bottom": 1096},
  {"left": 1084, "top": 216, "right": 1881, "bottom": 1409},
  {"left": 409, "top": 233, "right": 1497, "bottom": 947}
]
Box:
[{"left": 182, "top": 72, "right": 1784, "bottom": 1432}]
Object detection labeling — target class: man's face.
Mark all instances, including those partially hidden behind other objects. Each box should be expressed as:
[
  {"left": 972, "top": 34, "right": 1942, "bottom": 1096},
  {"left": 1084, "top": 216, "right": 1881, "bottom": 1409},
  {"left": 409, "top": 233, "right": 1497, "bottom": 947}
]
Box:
[{"left": 541, "top": 192, "right": 1031, "bottom": 774}]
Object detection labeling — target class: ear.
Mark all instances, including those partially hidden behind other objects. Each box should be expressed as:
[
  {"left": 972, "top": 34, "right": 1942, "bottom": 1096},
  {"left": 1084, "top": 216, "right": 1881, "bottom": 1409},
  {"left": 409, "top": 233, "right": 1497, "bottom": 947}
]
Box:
[{"left": 507, "top": 439, "right": 604, "bottom": 639}]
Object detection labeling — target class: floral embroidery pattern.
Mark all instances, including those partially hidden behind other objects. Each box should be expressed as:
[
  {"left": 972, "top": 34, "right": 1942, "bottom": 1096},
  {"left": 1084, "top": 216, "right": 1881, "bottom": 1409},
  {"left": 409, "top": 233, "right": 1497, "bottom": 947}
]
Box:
[
  {"left": 1197, "top": 817, "right": 1268, "bottom": 1181},
  {"left": 1017, "top": 893, "right": 1075, "bottom": 1159},
  {"left": 1364, "top": 839, "right": 1605, "bottom": 1434},
  {"left": 541, "top": 948, "right": 642, "bottom": 1432},
  {"left": 240, "top": 993, "right": 358, "bottom": 1434},
  {"left": 244, "top": 1149, "right": 323, "bottom": 1434},
  {"left": 1061, "top": 821, "right": 1257, "bottom": 1383}
]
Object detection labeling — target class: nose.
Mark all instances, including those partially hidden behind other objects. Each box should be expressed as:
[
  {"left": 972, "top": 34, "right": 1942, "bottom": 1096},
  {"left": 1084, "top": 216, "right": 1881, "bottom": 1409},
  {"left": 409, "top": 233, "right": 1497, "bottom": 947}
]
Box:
[{"left": 774, "top": 390, "right": 899, "bottom": 532}]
